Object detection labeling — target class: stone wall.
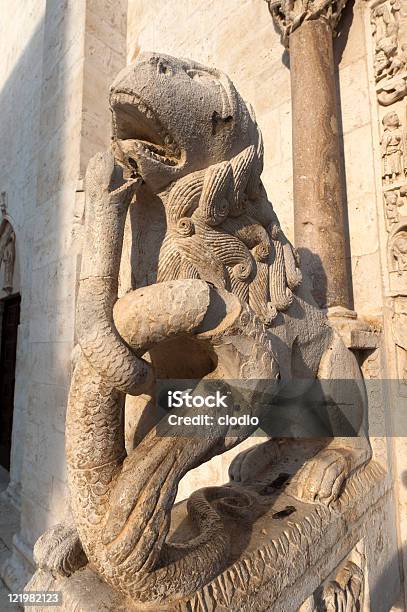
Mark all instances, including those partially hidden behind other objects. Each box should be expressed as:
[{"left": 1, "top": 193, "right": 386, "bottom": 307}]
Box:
[
  {"left": 0, "top": 0, "right": 88, "bottom": 588},
  {"left": 0, "top": 0, "right": 46, "bottom": 513},
  {"left": 0, "top": 0, "right": 128, "bottom": 591}
]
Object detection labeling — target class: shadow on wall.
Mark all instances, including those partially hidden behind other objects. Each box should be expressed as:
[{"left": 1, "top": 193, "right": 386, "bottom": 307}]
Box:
[
  {"left": 297, "top": 247, "right": 329, "bottom": 310},
  {"left": 296, "top": 246, "right": 352, "bottom": 312}
]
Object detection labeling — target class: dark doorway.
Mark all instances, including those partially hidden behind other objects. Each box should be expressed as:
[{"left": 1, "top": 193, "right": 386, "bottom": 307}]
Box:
[{"left": 0, "top": 294, "right": 20, "bottom": 471}]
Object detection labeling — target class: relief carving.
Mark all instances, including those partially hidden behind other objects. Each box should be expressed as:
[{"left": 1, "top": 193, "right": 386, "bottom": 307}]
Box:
[
  {"left": 392, "top": 230, "right": 407, "bottom": 272},
  {"left": 300, "top": 544, "right": 365, "bottom": 612},
  {"left": 28, "top": 53, "right": 373, "bottom": 610},
  {"left": 321, "top": 562, "right": 364, "bottom": 612},
  {"left": 393, "top": 310, "right": 407, "bottom": 383},
  {"left": 377, "top": 75, "right": 407, "bottom": 106},
  {"left": 388, "top": 224, "right": 407, "bottom": 294},
  {"left": 0, "top": 191, "right": 6, "bottom": 216},
  {"left": 371, "top": 0, "right": 407, "bottom": 105},
  {"left": 371, "top": 1, "right": 402, "bottom": 81},
  {"left": 0, "top": 215, "right": 16, "bottom": 295},
  {"left": 388, "top": 224, "right": 407, "bottom": 382},
  {"left": 392, "top": 297, "right": 407, "bottom": 389},
  {"left": 384, "top": 189, "right": 403, "bottom": 225},
  {"left": 381, "top": 110, "right": 406, "bottom": 184},
  {"left": 371, "top": 5, "right": 407, "bottom": 391}
]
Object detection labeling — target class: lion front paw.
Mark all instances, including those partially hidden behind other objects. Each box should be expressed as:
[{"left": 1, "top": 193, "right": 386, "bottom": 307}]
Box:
[
  {"left": 33, "top": 523, "right": 87, "bottom": 577},
  {"left": 288, "top": 449, "right": 348, "bottom": 506}
]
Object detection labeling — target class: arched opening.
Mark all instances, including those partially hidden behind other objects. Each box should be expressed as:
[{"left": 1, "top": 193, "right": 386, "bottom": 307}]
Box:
[{"left": 0, "top": 217, "right": 20, "bottom": 472}]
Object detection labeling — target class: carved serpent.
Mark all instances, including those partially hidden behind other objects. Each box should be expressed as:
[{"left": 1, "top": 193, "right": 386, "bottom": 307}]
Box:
[{"left": 68, "top": 292, "right": 278, "bottom": 603}]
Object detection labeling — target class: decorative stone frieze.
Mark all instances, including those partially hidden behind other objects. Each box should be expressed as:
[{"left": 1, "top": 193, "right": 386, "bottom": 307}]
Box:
[{"left": 369, "top": 0, "right": 407, "bottom": 399}]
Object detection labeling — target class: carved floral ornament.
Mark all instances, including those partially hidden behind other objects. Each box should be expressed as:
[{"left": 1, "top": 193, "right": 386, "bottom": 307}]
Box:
[{"left": 265, "top": 0, "right": 348, "bottom": 47}]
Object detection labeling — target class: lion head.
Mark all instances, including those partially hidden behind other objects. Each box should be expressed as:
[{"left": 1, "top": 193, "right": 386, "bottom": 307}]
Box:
[{"left": 111, "top": 53, "right": 301, "bottom": 328}]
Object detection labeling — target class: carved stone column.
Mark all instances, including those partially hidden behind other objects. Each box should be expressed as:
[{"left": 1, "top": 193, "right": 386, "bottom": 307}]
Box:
[{"left": 267, "top": 0, "right": 351, "bottom": 310}]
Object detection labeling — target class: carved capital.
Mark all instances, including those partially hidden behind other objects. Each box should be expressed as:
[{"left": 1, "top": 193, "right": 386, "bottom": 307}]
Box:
[{"left": 266, "top": 0, "right": 348, "bottom": 47}]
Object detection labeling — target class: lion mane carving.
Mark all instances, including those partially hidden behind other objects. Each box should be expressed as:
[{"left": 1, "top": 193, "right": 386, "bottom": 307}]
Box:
[{"left": 31, "top": 53, "right": 371, "bottom": 608}]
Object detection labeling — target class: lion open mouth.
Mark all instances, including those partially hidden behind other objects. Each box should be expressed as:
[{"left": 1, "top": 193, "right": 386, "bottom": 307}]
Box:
[{"left": 110, "top": 91, "right": 181, "bottom": 168}]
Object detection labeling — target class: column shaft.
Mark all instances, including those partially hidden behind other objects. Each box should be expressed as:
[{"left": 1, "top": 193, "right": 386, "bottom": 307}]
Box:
[{"left": 290, "top": 19, "right": 351, "bottom": 309}]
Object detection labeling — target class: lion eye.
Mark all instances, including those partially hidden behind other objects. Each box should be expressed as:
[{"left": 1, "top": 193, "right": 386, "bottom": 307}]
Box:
[{"left": 186, "top": 69, "right": 216, "bottom": 85}]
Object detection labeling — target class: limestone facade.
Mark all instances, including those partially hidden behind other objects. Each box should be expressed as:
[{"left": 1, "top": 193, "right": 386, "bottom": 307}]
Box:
[
  {"left": 0, "top": 0, "right": 406, "bottom": 609},
  {"left": 0, "top": 0, "right": 128, "bottom": 592}
]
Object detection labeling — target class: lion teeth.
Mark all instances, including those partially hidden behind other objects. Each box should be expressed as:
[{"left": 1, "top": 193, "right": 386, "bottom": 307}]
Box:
[{"left": 111, "top": 90, "right": 181, "bottom": 165}]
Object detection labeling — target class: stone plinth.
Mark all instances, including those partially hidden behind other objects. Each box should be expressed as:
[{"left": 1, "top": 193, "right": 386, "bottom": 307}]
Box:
[{"left": 26, "top": 443, "right": 396, "bottom": 612}]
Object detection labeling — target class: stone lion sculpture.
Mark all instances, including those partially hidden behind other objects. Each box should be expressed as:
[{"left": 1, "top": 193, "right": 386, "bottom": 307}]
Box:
[{"left": 30, "top": 53, "right": 371, "bottom": 608}]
